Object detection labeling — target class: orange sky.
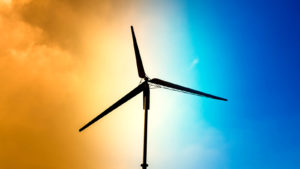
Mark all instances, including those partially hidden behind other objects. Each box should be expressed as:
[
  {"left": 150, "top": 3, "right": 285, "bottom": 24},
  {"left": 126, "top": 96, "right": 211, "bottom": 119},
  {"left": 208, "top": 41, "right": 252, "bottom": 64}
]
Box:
[
  {"left": 0, "top": 1, "right": 141, "bottom": 168},
  {"left": 0, "top": 1, "right": 197, "bottom": 169}
]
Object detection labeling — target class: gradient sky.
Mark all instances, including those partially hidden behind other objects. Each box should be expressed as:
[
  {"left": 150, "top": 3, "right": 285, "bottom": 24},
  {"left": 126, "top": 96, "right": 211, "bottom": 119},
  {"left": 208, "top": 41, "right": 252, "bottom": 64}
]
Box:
[{"left": 0, "top": 0, "right": 299, "bottom": 169}]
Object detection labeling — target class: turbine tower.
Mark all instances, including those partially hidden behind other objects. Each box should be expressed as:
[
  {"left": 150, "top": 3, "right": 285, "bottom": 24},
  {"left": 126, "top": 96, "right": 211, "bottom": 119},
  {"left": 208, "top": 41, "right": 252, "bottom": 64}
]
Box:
[{"left": 79, "top": 26, "right": 227, "bottom": 169}]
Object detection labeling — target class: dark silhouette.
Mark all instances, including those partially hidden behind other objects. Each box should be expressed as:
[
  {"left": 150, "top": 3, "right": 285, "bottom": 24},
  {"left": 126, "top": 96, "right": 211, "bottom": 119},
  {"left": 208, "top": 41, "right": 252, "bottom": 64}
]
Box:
[{"left": 79, "top": 26, "right": 227, "bottom": 169}]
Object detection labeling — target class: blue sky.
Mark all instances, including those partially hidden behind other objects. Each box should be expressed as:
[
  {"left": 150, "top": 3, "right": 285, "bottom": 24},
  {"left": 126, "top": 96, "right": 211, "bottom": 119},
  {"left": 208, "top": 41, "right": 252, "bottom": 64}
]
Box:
[{"left": 179, "top": 0, "right": 300, "bottom": 168}]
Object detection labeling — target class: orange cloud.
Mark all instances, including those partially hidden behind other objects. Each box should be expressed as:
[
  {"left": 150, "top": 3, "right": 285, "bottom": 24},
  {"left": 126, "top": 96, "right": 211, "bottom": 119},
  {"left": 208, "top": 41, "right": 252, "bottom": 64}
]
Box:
[{"left": 0, "top": 1, "right": 139, "bottom": 168}]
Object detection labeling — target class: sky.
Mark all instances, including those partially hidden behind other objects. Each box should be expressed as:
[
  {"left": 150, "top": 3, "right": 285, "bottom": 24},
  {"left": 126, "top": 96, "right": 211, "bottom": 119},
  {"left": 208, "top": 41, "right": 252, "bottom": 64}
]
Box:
[{"left": 0, "top": 0, "right": 299, "bottom": 169}]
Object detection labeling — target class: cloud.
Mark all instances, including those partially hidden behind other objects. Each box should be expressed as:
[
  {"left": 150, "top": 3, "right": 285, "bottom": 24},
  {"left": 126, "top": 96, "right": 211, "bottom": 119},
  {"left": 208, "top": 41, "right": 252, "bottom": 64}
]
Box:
[
  {"left": 0, "top": 2, "right": 83, "bottom": 168},
  {"left": 0, "top": 1, "right": 137, "bottom": 168},
  {"left": 190, "top": 57, "right": 199, "bottom": 69}
]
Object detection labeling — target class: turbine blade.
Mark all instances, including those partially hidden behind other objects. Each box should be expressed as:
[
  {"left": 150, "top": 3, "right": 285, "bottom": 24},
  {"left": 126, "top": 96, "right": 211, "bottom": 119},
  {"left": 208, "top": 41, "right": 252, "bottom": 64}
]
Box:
[
  {"left": 149, "top": 78, "right": 227, "bottom": 101},
  {"left": 131, "top": 26, "right": 146, "bottom": 78},
  {"left": 79, "top": 82, "right": 145, "bottom": 132}
]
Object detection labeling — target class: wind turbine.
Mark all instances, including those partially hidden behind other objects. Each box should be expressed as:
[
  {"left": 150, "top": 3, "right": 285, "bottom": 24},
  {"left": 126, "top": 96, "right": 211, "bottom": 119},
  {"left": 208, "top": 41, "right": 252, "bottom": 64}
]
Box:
[{"left": 79, "top": 26, "right": 227, "bottom": 169}]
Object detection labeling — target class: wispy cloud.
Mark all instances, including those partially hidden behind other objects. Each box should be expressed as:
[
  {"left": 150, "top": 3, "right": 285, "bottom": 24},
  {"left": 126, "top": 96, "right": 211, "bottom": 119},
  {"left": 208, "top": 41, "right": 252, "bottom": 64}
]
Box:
[{"left": 189, "top": 57, "right": 199, "bottom": 69}]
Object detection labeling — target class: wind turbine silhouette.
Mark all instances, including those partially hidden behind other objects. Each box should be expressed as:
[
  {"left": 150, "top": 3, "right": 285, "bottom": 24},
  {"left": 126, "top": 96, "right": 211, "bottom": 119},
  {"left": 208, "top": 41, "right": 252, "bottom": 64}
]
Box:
[{"left": 79, "top": 26, "right": 227, "bottom": 169}]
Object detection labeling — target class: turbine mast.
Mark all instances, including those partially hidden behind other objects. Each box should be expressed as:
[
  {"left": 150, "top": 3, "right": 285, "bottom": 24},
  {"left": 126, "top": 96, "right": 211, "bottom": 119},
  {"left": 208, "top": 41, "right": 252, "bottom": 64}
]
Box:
[{"left": 141, "top": 83, "right": 150, "bottom": 169}]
